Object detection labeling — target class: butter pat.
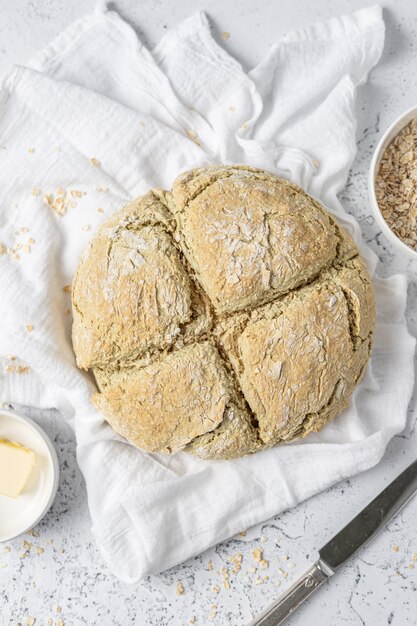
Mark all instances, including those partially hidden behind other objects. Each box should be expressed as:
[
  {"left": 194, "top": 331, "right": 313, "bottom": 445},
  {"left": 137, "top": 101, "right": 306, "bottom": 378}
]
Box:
[{"left": 0, "top": 438, "right": 35, "bottom": 498}]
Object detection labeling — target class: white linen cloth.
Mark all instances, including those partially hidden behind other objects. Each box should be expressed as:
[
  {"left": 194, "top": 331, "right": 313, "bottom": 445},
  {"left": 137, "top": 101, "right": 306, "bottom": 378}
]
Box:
[{"left": 0, "top": 3, "right": 415, "bottom": 582}]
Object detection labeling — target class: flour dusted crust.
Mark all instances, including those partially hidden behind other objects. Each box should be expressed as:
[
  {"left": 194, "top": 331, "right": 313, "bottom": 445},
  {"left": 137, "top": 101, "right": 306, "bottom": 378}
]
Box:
[{"left": 72, "top": 165, "right": 376, "bottom": 460}]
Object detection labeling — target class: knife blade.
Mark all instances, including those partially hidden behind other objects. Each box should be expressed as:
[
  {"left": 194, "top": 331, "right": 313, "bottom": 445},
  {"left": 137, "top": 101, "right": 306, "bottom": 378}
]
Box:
[{"left": 248, "top": 458, "right": 417, "bottom": 626}]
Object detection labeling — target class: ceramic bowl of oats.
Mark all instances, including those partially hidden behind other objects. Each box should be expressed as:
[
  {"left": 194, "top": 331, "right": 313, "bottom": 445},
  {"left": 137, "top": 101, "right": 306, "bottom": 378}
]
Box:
[{"left": 369, "top": 105, "right": 417, "bottom": 261}]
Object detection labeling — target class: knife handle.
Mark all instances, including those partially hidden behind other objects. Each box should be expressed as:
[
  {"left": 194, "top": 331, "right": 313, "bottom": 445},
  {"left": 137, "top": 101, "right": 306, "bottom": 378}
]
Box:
[{"left": 247, "top": 560, "right": 332, "bottom": 626}]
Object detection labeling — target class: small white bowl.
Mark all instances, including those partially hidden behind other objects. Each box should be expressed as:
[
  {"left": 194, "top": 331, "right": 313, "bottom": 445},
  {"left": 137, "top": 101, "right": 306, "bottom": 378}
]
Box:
[
  {"left": 368, "top": 104, "right": 417, "bottom": 261},
  {"left": 0, "top": 409, "right": 59, "bottom": 542}
]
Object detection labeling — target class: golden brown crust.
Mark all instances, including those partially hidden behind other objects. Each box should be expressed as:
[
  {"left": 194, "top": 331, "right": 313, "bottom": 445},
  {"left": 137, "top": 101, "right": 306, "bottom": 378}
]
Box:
[{"left": 72, "top": 166, "right": 376, "bottom": 459}]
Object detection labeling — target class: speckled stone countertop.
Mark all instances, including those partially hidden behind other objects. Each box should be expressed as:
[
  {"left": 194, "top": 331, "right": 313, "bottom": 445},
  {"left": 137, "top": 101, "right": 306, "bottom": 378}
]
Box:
[{"left": 1, "top": 1, "right": 417, "bottom": 625}]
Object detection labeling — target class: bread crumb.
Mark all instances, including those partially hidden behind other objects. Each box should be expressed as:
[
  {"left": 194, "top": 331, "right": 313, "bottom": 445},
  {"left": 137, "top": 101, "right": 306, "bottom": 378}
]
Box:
[
  {"left": 412, "top": 552, "right": 417, "bottom": 561},
  {"left": 392, "top": 545, "right": 400, "bottom": 553},
  {"left": 97, "top": 207, "right": 105, "bottom": 213},
  {"left": 47, "top": 620, "right": 53, "bottom": 626},
  {"left": 26, "top": 618, "right": 35, "bottom": 626},
  {"left": 176, "top": 581, "right": 185, "bottom": 595},
  {"left": 57, "top": 620, "right": 64, "bottom": 626},
  {"left": 5, "top": 354, "right": 16, "bottom": 361},
  {"left": 248, "top": 566, "right": 256, "bottom": 574},
  {"left": 90, "top": 157, "right": 101, "bottom": 167},
  {"left": 209, "top": 605, "right": 217, "bottom": 619},
  {"left": 221, "top": 31, "right": 230, "bottom": 40},
  {"left": 254, "top": 576, "right": 264, "bottom": 585},
  {"left": 259, "top": 559, "right": 269, "bottom": 570},
  {"left": 63, "top": 285, "right": 71, "bottom": 293},
  {"left": 35, "top": 547, "right": 44, "bottom": 555},
  {"left": 238, "top": 531, "right": 247, "bottom": 537},
  {"left": 3, "top": 546, "right": 11, "bottom": 553},
  {"left": 25, "top": 325, "right": 34, "bottom": 332},
  {"left": 31, "top": 188, "right": 41, "bottom": 196},
  {"left": 65, "top": 309, "right": 71, "bottom": 316},
  {"left": 188, "top": 617, "right": 196, "bottom": 625},
  {"left": 46, "top": 539, "right": 53, "bottom": 545},
  {"left": 97, "top": 186, "right": 109, "bottom": 192},
  {"left": 207, "top": 559, "right": 213, "bottom": 571},
  {"left": 28, "top": 238, "right": 36, "bottom": 245},
  {"left": 277, "top": 567, "right": 288, "bottom": 578},
  {"left": 55, "top": 606, "right": 62, "bottom": 613},
  {"left": 252, "top": 548, "right": 263, "bottom": 562},
  {"left": 211, "top": 585, "right": 220, "bottom": 593},
  {"left": 22, "top": 540, "right": 32, "bottom": 550},
  {"left": 27, "top": 529, "right": 39, "bottom": 537},
  {"left": 408, "top": 563, "right": 415, "bottom": 570}
]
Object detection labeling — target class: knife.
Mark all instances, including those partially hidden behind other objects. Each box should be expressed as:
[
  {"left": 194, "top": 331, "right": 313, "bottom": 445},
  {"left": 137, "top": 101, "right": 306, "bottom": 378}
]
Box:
[{"left": 248, "top": 458, "right": 417, "bottom": 626}]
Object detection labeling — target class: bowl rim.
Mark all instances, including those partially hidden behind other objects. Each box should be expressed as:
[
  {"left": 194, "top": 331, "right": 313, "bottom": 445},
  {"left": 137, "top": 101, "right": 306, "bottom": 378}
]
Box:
[
  {"left": 368, "top": 103, "right": 417, "bottom": 262},
  {"left": 0, "top": 408, "right": 60, "bottom": 542}
]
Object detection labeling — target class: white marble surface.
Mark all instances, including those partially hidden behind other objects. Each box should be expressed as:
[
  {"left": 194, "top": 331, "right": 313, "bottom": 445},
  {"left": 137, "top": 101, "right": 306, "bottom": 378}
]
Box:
[{"left": 1, "top": 1, "right": 417, "bottom": 625}]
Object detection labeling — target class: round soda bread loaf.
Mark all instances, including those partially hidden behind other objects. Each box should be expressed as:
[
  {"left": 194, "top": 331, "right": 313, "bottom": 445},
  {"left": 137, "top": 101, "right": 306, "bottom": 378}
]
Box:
[{"left": 72, "top": 165, "right": 375, "bottom": 460}]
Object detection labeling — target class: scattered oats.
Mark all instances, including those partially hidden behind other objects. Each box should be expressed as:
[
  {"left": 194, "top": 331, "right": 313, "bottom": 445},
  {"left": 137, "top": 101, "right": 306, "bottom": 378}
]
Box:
[
  {"left": 27, "top": 148, "right": 35, "bottom": 154},
  {"left": 26, "top": 618, "right": 36, "bottom": 626},
  {"left": 259, "top": 559, "right": 269, "bottom": 570},
  {"left": 0, "top": 242, "right": 7, "bottom": 255},
  {"left": 0, "top": 563, "right": 7, "bottom": 568},
  {"left": 277, "top": 568, "right": 288, "bottom": 578},
  {"left": 35, "top": 547, "right": 44, "bottom": 555},
  {"left": 187, "top": 129, "right": 201, "bottom": 145},
  {"left": 31, "top": 188, "right": 41, "bottom": 196},
  {"left": 60, "top": 549, "right": 65, "bottom": 554},
  {"left": 138, "top": 121, "right": 145, "bottom": 128},
  {"left": 228, "top": 106, "right": 236, "bottom": 112},
  {"left": 57, "top": 621, "right": 64, "bottom": 626},
  {"left": 55, "top": 606, "right": 62, "bottom": 613},
  {"left": 81, "top": 224, "right": 91, "bottom": 231},
  {"left": 252, "top": 548, "right": 263, "bottom": 562},
  {"left": 260, "top": 535, "right": 268, "bottom": 543},
  {"left": 176, "top": 581, "right": 185, "bottom": 595},
  {"left": 90, "top": 157, "right": 101, "bottom": 167},
  {"left": 221, "top": 566, "right": 229, "bottom": 579},
  {"left": 27, "top": 529, "right": 39, "bottom": 537},
  {"left": 5, "top": 354, "right": 16, "bottom": 361},
  {"left": 241, "top": 122, "right": 249, "bottom": 131},
  {"left": 56, "top": 188, "right": 65, "bottom": 196},
  {"left": 264, "top": 576, "right": 269, "bottom": 582},
  {"left": 25, "top": 325, "right": 34, "bottom": 332},
  {"left": 97, "top": 207, "right": 105, "bottom": 213},
  {"left": 392, "top": 545, "right": 400, "bottom": 553},
  {"left": 408, "top": 563, "right": 415, "bottom": 570},
  {"left": 19, "top": 227, "right": 29, "bottom": 234},
  {"left": 211, "top": 585, "right": 220, "bottom": 593},
  {"left": 209, "top": 605, "right": 217, "bottom": 619},
  {"left": 274, "top": 580, "right": 282, "bottom": 587},
  {"left": 207, "top": 559, "right": 213, "bottom": 571},
  {"left": 412, "top": 552, "right": 417, "bottom": 561},
  {"left": 281, "top": 555, "right": 290, "bottom": 560},
  {"left": 97, "top": 186, "right": 109, "bottom": 192},
  {"left": 221, "top": 31, "right": 230, "bottom": 40},
  {"left": 238, "top": 531, "right": 247, "bottom": 537},
  {"left": 254, "top": 576, "right": 264, "bottom": 585},
  {"left": 222, "top": 579, "right": 230, "bottom": 590},
  {"left": 46, "top": 539, "right": 54, "bottom": 545},
  {"left": 32, "top": 581, "right": 36, "bottom": 587},
  {"left": 70, "top": 201, "right": 77, "bottom": 208},
  {"left": 28, "top": 238, "right": 36, "bottom": 244},
  {"left": 248, "top": 566, "right": 257, "bottom": 574},
  {"left": 63, "top": 285, "right": 71, "bottom": 293},
  {"left": 188, "top": 618, "right": 196, "bottom": 625},
  {"left": 3, "top": 546, "right": 11, "bottom": 553},
  {"left": 22, "top": 540, "right": 32, "bottom": 550},
  {"left": 23, "top": 245, "right": 31, "bottom": 254},
  {"left": 287, "top": 562, "right": 296, "bottom": 569},
  {"left": 47, "top": 620, "right": 53, "bottom": 626}
]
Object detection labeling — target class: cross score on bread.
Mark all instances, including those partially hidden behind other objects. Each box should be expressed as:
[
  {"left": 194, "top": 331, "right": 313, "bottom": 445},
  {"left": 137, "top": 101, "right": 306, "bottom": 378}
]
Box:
[{"left": 71, "top": 166, "right": 375, "bottom": 460}]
